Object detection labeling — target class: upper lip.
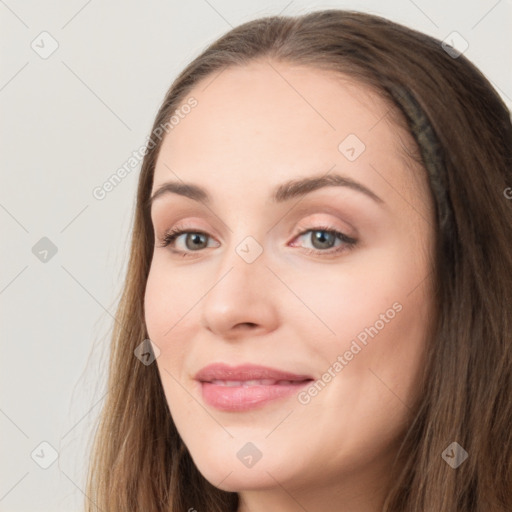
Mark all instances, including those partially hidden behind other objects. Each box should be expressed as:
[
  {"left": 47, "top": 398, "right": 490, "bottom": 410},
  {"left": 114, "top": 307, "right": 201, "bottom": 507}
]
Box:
[{"left": 194, "top": 363, "right": 314, "bottom": 382}]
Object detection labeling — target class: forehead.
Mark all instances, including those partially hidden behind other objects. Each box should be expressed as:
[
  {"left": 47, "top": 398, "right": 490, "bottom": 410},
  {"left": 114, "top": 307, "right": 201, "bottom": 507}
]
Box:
[{"left": 152, "top": 60, "right": 426, "bottom": 209}]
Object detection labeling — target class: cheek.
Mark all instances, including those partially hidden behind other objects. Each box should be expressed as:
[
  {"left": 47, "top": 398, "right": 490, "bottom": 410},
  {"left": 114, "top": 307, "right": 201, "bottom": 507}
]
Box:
[
  {"left": 290, "top": 264, "right": 431, "bottom": 470},
  {"left": 144, "top": 257, "right": 196, "bottom": 330},
  {"left": 144, "top": 269, "right": 168, "bottom": 344},
  {"left": 281, "top": 243, "right": 429, "bottom": 344},
  {"left": 292, "top": 241, "right": 432, "bottom": 400},
  {"left": 144, "top": 264, "right": 200, "bottom": 421},
  {"left": 144, "top": 260, "right": 196, "bottom": 365}
]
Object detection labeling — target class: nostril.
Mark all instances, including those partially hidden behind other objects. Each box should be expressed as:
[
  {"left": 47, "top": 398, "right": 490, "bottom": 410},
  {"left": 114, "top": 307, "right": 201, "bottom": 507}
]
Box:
[{"left": 238, "top": 322, "right": 257, "bottom": 329}]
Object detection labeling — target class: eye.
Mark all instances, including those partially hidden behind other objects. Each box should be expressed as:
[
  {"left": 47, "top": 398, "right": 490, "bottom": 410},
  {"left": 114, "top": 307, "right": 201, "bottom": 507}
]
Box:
[
  {"left": 156, "top": 224, "right": 357, "bottom": 258},
  {"left": 157, "top": 227, "right": 218, "bottom": 255},
  {"left": 290, "top": 225, "right": 357, "bottom": 256}
]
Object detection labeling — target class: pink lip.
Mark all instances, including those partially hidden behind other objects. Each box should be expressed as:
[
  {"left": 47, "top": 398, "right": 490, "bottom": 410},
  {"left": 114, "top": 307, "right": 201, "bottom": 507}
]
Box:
[
  {"left": 194, "top": 363, "right": 313, "bottom": 382},
  {"left": 195, "top": 363, "right": 314, "bottom": 412}
]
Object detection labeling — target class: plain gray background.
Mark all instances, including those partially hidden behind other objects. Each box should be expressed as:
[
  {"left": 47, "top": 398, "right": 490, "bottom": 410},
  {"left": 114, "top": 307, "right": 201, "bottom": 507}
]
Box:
[{"left": 1, "top": 1, "right": 511, "bottom": 510}]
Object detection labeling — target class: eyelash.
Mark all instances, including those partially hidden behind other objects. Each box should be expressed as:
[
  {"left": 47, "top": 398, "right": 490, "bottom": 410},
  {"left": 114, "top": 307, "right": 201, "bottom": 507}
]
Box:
[{"left": 157, "top": 224, "right": 357, "bottom": 258}]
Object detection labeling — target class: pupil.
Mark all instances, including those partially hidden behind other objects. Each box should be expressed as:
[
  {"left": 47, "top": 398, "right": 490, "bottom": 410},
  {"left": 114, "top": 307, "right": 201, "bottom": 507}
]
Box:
[
  {"left": 313, "top": 230, "right": 333, "bottom": 249},
  {"left": 188, "top": 233, "right": 207, "bottom": 250}
]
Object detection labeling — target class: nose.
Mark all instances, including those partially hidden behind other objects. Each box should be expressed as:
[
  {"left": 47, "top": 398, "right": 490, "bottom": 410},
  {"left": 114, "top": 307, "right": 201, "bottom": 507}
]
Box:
[{"left": 200, "top": 240, "right": 279, "bottom": 339}]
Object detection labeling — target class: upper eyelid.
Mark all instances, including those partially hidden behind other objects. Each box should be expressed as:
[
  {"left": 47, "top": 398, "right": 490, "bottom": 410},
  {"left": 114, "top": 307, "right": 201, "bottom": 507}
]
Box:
[
  {"left": 155, "top": 209, "right": 356, "bottom": 233},
  {"left": 161, "top": 224, "right": 354, "bottom": 246},
  {"left": 163, "top": 219, "right": 350, "bottom": 237}
]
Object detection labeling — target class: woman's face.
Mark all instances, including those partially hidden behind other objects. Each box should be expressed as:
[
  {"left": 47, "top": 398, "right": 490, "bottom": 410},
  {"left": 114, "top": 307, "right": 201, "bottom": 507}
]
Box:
[{"left": 145, "top": 61, "right": 435, "bottom": 506}]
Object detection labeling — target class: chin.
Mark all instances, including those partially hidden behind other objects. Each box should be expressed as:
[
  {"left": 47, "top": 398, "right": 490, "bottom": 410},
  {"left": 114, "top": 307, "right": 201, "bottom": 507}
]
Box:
[{"left": 190, "top": 452, "right": 290, "bottom": 492}]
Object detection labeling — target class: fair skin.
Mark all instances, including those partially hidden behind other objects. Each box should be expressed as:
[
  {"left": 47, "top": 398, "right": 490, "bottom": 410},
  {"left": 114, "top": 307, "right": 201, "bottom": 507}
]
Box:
[{"left": 144, "top": 60, "right": 436, "bottom": 512}]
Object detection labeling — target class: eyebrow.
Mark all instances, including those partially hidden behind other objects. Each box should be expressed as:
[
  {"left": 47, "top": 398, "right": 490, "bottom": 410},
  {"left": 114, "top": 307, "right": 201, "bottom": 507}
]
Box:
[{"left": 147, "top": 173, "right": 384, "bottom": 209}]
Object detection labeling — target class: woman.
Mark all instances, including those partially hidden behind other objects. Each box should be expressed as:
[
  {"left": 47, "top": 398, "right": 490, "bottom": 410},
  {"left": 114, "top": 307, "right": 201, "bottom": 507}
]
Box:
[{"left": 85, "top": 9, "right": 512, "bottom": 512}]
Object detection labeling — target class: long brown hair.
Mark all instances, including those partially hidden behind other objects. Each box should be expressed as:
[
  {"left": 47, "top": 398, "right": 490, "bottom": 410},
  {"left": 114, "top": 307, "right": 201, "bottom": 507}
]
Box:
[{"left": 85, "top": 10, "right": 512, "bottom": 511}]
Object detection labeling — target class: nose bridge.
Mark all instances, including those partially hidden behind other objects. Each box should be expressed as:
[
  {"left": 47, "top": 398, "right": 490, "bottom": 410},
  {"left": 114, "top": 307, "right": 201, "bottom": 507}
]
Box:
[
  {"left": 217, "top": 210, "right": 270, "bottom": 274},
  {"left": 213, "top": 230, "right": 268, "bottom": 301},
  {"left": 200, "top": 223, "right": 279, "bottom": 335}
]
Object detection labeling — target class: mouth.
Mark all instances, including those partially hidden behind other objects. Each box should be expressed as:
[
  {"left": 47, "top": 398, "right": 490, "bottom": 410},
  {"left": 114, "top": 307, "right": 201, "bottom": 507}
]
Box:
[
  {"left": 194, "top": 363, "right": 314, "bottom": 411},
  {"left": 208, "top": 379, "right": 309, "bottom": 387}
]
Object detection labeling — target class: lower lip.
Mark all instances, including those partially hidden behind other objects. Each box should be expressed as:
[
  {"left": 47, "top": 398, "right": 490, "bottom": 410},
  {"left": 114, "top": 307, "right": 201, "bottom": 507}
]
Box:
[{"left": 200, "top": 381, "right": 312, "bottom": 411}]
